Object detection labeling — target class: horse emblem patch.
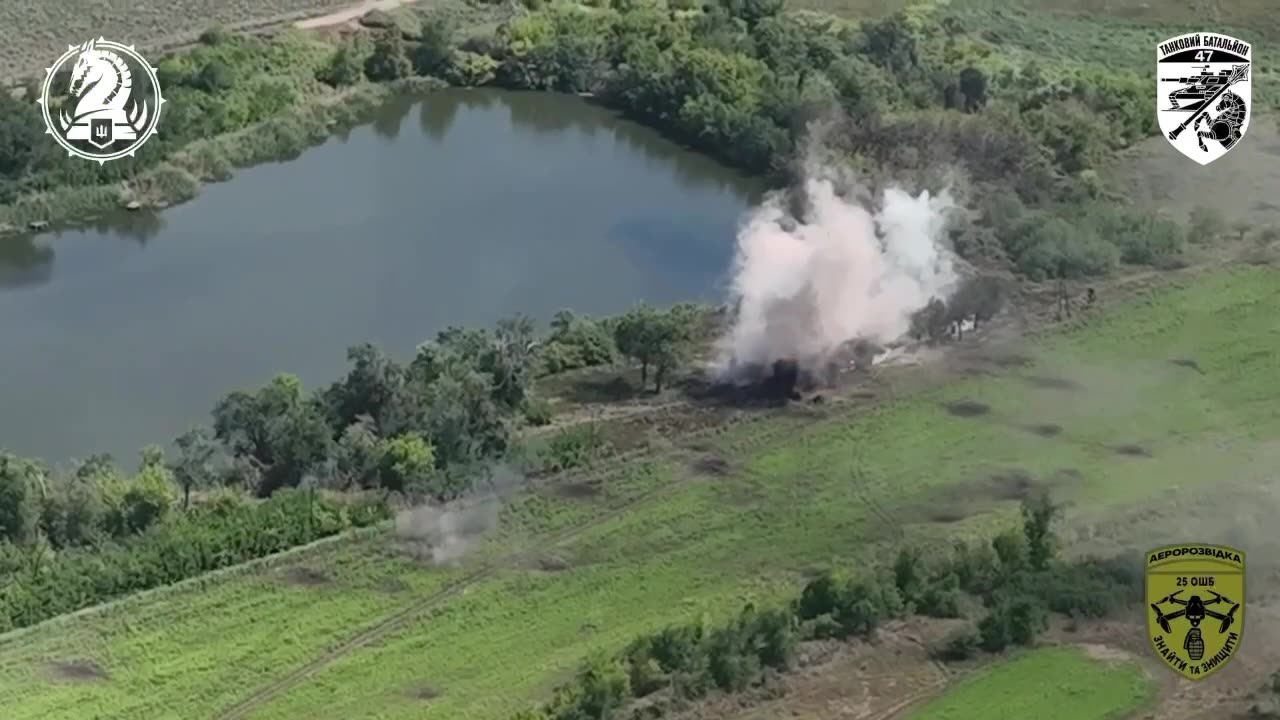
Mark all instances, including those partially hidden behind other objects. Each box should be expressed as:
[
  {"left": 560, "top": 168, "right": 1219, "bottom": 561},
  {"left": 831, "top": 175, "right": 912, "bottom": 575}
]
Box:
[
  {"left": 1157, "top": 33, "right": 1251, "bottom": 165},
  {"left": 1147, "top": 544, "right": 1245, "bottom": 680},
  {"left": 36, "top": 38, "right": 164, "bottom": 164}
]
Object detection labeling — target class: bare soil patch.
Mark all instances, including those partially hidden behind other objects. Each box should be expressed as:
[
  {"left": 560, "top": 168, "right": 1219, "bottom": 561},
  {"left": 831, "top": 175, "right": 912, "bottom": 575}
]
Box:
[
  {"left": 944, "top": 400, "right": 991, "bottom": 418},
  {"left": 47, "top": 659, "right": 109, "bottom": 683},
  {"left": 1113, "top": 444, "right": 1152, "bottom": 458},
  {"left": 282, "top": 566, "right": 332, "bottom": 587}
]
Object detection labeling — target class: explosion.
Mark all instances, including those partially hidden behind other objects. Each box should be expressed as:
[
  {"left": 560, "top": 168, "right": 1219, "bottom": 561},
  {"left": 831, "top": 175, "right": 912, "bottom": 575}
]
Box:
[{"left": 712, "top": 168, "right": 959, "bottom": 382}]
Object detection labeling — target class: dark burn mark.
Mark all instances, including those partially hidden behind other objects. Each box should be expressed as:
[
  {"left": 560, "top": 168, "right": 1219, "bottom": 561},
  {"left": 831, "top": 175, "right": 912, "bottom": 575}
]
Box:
[
  {"left": 48, "top": 660, "right": 109, "bottom": 682},
  {"left": 988, "top": 469, "right": 1035, "bottom": 499},
  {"left": 1023, "top": 375, "right": 1079, "bottom": 391},
  {"left": 1026, "top": 423, "right": 1063, "bottom": 437},
  {"left": 927, "top": 507, "right": 970, "bottom": 523},
  {"left": 1113, "top": 444, "right": 1152, "bottom": 457},
  {"left": 1170, "top": 358, "right": 1206, "bottom": 374},
  {"left": 691, "top": 454, "right": 731, "bottom": 476},
  {"left": 945, "top": 400, "right": 991, "bottom": 417},
  {"left": 556, "top": 481, "right": 600, "bottom": 499},
  {"left": 283, "top": 567, "right": 331, "bottom": 587}
]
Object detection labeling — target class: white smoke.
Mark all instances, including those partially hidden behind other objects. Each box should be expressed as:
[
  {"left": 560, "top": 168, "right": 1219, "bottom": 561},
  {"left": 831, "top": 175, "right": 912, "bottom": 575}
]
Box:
[
  {"left": 393, "top": 466, "right": 522, "bottom": 565},
  {"left": 713, "top": 169, "right": 959, "bottom": 378}
]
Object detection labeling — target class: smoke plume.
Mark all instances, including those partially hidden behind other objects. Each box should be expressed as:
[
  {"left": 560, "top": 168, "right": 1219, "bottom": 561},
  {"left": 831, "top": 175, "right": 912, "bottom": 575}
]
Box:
[
  {"left": 713, "top": 167, "right": 959, "bottom": 379},
  {"left": 393, "top": 466, "right": 522, "bottom": 565}
]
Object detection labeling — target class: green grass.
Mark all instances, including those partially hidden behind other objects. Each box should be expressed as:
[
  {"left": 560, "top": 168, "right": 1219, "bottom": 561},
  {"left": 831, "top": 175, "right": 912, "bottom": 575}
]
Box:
[
  {"left": 1, "top": 265, "right": 1277, "bottom": 719},
  {"left": 907, "top": 646, "right": 1154, "bottom": 720}
]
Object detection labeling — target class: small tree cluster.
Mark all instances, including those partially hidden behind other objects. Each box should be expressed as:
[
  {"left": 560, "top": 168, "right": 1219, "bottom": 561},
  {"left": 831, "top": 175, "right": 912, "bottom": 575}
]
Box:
[
  {"left": 614, "top": 303, "right": 700, "bottom": 393},
  {"left": 910, "top": 275, "right": 1006, "bottom": 343}
]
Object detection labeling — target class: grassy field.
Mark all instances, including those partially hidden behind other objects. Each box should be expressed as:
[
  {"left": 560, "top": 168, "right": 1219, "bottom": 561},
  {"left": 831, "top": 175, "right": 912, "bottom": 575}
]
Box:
[
  {"left": 0, "top": 264, "right": 1275, "bottom": 719},
  {"left": 906, "top": 647, "right": 1154, "bottom": 720}
]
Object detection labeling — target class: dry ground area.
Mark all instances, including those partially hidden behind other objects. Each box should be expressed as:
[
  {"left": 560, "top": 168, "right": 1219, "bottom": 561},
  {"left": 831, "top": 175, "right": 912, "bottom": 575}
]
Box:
[{"left": 1, "top": 0, "right": 359, "bottom": 83}]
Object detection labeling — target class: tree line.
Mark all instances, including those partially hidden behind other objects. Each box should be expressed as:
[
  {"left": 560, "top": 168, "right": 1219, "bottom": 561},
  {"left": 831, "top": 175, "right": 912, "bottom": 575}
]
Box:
[
  {"left": 0, "top": 302, "right": 707, "bottom": 632},
  {"left": 1, "top": 0, "right": 1215, "bottom": 280},
  {"left": 509, "top": 492, "right": 1140, "bottom": 720},
  {"left": 318, "top": 0, "right": 1185, "bottom": 281}
]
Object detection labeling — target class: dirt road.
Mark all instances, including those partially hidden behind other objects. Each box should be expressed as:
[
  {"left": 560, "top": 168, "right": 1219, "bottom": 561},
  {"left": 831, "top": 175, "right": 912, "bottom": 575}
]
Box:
[{"left": 295, "top": 0, "right": 419, "bottom": 29}]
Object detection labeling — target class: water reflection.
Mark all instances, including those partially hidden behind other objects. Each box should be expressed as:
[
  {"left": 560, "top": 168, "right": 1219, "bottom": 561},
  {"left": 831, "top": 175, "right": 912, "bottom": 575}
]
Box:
[
  {"left": 0, "top": 211, "right": 165, "bottom": 290},
  {"left": 0, "top": 235, "right": 53, "bottom": 290},
  {"left": 0, "top": 89, "right": 759, "bottom": 461},
  {"left": 372, "top": 94, "right": 415, "bottom": 140}
]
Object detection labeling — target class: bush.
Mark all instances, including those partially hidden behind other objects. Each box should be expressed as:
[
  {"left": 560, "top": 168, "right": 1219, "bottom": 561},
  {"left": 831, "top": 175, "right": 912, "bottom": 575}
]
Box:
[
  {"left": 521, "top": 396, "right": 555, "bottom": 426},
  {"left": 937, "top": 626, "right": 981, "bottom": 661},
  {"left": 541, "top": 423, "right": 611, "bottom": 472}
]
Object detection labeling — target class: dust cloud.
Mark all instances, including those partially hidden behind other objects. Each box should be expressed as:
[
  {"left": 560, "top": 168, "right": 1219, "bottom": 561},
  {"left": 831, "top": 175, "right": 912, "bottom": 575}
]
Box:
[
  {"left": 712, "top": 165, "right": 959, "bottom": 379},
  {"left": 393, "top": 466, "right": 523, "bottom": 565}
]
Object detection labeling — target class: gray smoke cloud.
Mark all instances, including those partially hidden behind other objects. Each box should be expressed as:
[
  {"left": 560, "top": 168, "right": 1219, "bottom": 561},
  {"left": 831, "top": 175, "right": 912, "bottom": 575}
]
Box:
[
  {"left": 712, "top": 167, "right": 959, "bottom": 378},
  {"left": 393, "top": 466, "right": 523, "bottom": 565}
]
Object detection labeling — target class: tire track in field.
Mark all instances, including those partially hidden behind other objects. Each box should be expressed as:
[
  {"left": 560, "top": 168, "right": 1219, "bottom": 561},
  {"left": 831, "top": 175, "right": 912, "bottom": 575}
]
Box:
[{"left": 214, "top": 461, "right": 699, "bottom": 720}]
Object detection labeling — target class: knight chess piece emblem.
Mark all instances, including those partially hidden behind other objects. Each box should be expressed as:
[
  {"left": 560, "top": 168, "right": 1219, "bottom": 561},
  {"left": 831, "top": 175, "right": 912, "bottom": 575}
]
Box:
[
  {"left": 36, "top": 38, "right": 164, "bottom": 164},
  {"left": 1156, "top": 32, "right": 1251, "bottom": 165},
  {"left": 1146, "top": 544, "right": 1245, "bottom": 680}
]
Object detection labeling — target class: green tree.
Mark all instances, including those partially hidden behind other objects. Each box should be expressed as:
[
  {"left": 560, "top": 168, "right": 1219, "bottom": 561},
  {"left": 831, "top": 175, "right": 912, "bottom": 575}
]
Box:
[
  {"left": 958, "top": 66, "right": 988, "bottom": 112},
  {"left": 446, "top": 51, "right": 499, "bottom": 87},
  {"left": 1022, "top": 491, "right": 1059, "bottom": 571},
  {"left": 171, "top": 426, "right": 220, "bottom": 509},
  {"left": 39, "top": 474, "right": 108, "bottom": 548},
  {"left": 105, "top": 449, "right": 176, "bottom": 535},
  {"left": 0, "top": 93, "right": 39, "bottom": 179},
  {"left": 415, "top": 14, "right": 457, "bottom": 76},
  {"left": 377, "top": 433, "right": 436, "bottom": 497},
  {"left": 321, "top": 343, "right": 406, "bottom": 432},
  {"left": 212, "top": 374, "right": 334, "bottom": 495},
  {"left": 365, "top": 33, "right": 413, "bottom": 81},
  {"left": 614, "top": 305, "right": 692, "bottom": 392},
  {"left": 333, "top": 418, "right": 383, "bottom": 489},
  {"left": 1188, "top": 206, "right": 1226, "bottom": 244},
  {"left": 319, "top": 42, "right": 367, "bottom": 86},
  {"left": 0, "top": 454, "right": 44, "bottom": 544},
  {"left": 193, "top": 59, "right": 237, "bottom": 92}
]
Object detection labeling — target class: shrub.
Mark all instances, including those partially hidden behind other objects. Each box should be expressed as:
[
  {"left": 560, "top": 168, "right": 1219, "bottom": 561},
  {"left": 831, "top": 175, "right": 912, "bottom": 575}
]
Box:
[{"left": 937, "top": 626, "right": 981, "bottom": 661}]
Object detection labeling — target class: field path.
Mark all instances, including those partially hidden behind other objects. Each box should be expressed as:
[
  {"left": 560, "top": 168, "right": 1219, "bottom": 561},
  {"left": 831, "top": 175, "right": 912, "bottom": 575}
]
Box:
[
  {"left": 213, "top": 410, "right": 804, "bottom": 719},
  {"left": 214, "top": 390, "right": 873, "bottom": 719},
  {"left": 295, "top": 0, "right": 419, "bottom": 29}
]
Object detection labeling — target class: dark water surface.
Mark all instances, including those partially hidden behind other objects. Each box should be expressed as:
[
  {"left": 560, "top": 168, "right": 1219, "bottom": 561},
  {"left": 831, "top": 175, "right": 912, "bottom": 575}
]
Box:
[{"left": 0, "top": 89, "right": 760, "bottom": 462}]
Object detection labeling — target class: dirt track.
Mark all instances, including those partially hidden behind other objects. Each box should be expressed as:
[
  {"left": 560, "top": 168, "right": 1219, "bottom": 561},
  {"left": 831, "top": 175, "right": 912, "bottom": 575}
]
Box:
[{"left": 295, "top": 0, "right": 418, "bottom": 29}]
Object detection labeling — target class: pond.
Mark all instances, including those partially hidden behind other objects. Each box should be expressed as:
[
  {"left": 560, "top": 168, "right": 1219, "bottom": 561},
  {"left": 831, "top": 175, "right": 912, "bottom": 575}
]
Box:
[{"left": 0, "top": 89, "right": 761, "bottom": 462}]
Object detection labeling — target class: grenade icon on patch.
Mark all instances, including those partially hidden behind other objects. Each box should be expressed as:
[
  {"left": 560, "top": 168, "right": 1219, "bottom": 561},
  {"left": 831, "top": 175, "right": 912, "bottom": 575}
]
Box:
[{"left": 1150, "top": 590, "right": 1241, "bottom": 662}]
